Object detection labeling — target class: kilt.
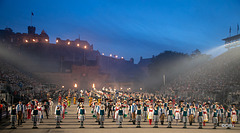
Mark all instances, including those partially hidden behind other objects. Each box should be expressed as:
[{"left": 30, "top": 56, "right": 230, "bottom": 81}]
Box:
[
  {"left": 183, "top": 116, "right": 187, "bottom": 123},
  {"left": 212, "top": 117, "right": 218, "bottom": 123},
  {"left": 136, "top": 115, "right": 141, "bottom": 122},
  {"left": 32, "top": 115, "right": 38, "bottom": 122},
  {"left": 56, "top": 115, "right": 61, "bottom": 121},
  {"left": 168, "top": 115, "right": 173, "bottom": 122},
  {"left": 100, "top": 115, "right": 105, "bottom": 122},
  {"left": 118, "top": 115, "right": 123, "bottom": 123},
  {"left": 79, "top": 115, "right": 85, "bottom": 121},
  {"left": 198, "top": 116, "right": 203, "bottom": 123},
  {"left": 153, "top": 115, "right": 159, "bottom": 122},
  {"left": 11, "top": 115, "right": 16, "bottom": 122}
]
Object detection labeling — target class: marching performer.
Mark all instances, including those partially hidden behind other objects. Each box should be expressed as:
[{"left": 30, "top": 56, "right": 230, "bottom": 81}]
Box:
[
  {"left": 212, "top": 109, "right": 218, "bottom": 129},
  {"left": 136, "top": 105, "right": 142, "bottom": 128},
  {"left": 202, "top": 107, "right": 208, "bottom": 126},
  {"left": 131, "top": 102, "right": 137, "bottom": 125},
  {"left": 220, "top": 105, "right": 225, "bottom": 123},
  {"left": 188, "top": 105, "right": 195, "bottom": 126},
  {"left": 79, "top": 105, "right": 86, "bottom": 128},
  {"left": 10, "top": 105, "right": 17, "bottom": 129},
  {"left": 143, "top": 103, "right": 148, "bottom": 122},
  {"left": 167, "top": 106, "right": 173, "bottom": 128},
  {"left": 55, "top": 106, "right": 62, "bottom": 128},
  {"left": 160, "top": 104, "right": 166, "bottom": 125},
  {"left": 226, "top": 109, "right": 231, "bottom": 129},
  {"left": 174, "top": 106, "right": 180, "bottom": 125},
  {"left": 197, "top": 108, "right": 203, "bottom": 129},
  {"left": 182, "top": 107, "right": 188, "bottom": 128},
  {"left": 99, "top": 105, "right": 105, "bottom": 128},
  {"left": 153, "top": 105, "right": 159, "bottom": 128},
  {"left": 16, "top": 101, "right": 24, "bottom": 126},
  {"left": 49, "top": 98, "right": 54, "bottom": 115},
  {"left": 118, "top": 106, "right": 124, "bottom": 128},
  {"left": 231, "top": 108, "right": 237, "bottom": 127},
  {"left": 26, "top": 102, "right": 33, "bottom": 119},
  {"left": 31, "top": 106, "right": 40, "bottom": 129},
  {"left": 147, "top": 105, "right": 154, "bottom": 125}
]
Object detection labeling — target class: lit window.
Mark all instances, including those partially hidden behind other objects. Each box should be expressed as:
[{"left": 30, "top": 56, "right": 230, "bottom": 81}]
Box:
[
  {"left": 45, "top": 39, "right": 48, "bottom": 42},
  {"left": 77, "top": 44, "right": 80, "bottom": 47},
  {"left": 68, "top": 42, "right": 70, "bottom": 45},
  {"left": 33, "top": 39, "right": 36, "bottom": 42},
  {"left": 25, "top": 40, "right": 28, "bottom": 43},
  {"left": 84, "top": 45, "right": 87, "bottom": 49},
  {"left": 56, "top": 40, "right": 58, "bottom": 43}
]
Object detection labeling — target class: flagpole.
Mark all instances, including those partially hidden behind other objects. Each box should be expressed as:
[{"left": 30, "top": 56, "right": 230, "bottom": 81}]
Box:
[{"left": 31, "top": 12, "right": 32, "bottom": 26}]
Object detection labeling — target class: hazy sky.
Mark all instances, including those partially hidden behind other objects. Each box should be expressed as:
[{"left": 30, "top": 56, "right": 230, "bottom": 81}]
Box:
[{"left": 0, "top": 0, "right": 239, "bottom": 63}]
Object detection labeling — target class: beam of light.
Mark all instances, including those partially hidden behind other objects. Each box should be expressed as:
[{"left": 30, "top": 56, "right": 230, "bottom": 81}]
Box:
[{"left": 203, "top": 44, "right": 227, "bottom": 58}]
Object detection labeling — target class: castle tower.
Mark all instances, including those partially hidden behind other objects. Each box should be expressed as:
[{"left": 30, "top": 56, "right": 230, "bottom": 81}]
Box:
[{"left": 28, "top": 26, "right": 36, "bottom": 34}]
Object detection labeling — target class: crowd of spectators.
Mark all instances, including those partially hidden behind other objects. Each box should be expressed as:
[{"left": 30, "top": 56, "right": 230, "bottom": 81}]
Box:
[{"left": 164, "top": 47, "right": 240, "bottom": 106}]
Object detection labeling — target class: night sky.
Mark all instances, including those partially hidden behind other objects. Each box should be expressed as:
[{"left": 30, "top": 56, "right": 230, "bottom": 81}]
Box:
[{"left": 0, "top": 0, "right": 239, "bottom": 63}]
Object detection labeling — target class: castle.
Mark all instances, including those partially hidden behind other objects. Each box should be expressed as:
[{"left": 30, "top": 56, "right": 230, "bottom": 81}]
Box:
[{"left": 0, "top": 26, "right": 153, "bottom": 91}]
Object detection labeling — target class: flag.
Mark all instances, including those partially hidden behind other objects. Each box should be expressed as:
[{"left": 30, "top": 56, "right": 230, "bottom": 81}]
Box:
[
  {"left": 32, "top": 12, "right": 34, "bottom": 16},
  {"left": 237, "top": 24, "right": 239, "bottom": 34}
]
